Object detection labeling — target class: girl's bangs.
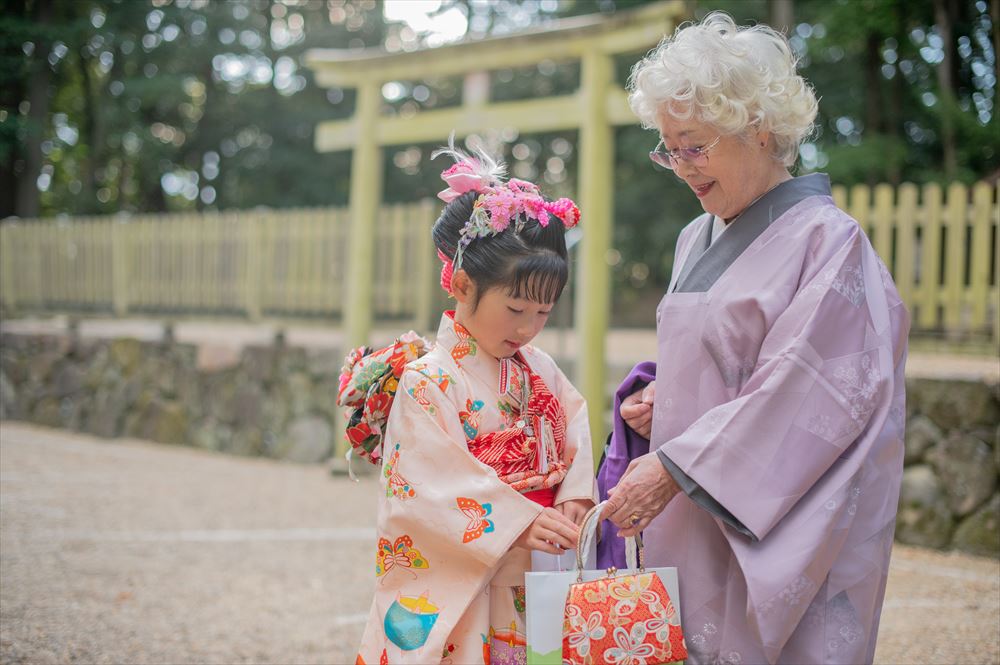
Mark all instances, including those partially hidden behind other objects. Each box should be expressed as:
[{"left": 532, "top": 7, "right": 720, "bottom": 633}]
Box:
[{"left": 504, "top": 253, "right": 569, "bottom": 304}]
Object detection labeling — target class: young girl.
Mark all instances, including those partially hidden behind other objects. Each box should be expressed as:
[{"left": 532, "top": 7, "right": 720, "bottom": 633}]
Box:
[{"left": 340, "top": 141, "right": 595, "bottom": 664}]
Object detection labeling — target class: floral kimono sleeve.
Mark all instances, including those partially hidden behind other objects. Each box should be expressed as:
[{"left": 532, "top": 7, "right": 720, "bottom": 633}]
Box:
[
  {"left": 360, "top": 364, "right": 542, "bottom": 663},
  {"left": 658, "top": 226, "right": 905, "bottom": 543}
]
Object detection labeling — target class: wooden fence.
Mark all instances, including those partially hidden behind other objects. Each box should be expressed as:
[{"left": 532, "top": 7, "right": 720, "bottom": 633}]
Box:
[
  {"left": 831, "top": 182, "right": 998, "bottom": 340},
  {"left": 1, "top": 182, "right": 997, "bottom": 339},
  {"left": 0, "top": 201, "right": 440, "bottom": 328}
]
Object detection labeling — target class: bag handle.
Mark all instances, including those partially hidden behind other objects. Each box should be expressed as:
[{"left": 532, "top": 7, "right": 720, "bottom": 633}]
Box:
[{"left": 574, "top": 500, "right": 644, "bottom": 581}]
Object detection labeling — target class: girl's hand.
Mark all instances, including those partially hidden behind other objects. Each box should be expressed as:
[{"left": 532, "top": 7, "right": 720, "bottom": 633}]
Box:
[
  {"left": 515, "top": 507, "right": 580, "bottom": 554},
  {"left": 620, "top": 381, "right": 656, "bottom": 438},
  {"left": 555, "top": 498, "right": 595, "bottom": 526}
]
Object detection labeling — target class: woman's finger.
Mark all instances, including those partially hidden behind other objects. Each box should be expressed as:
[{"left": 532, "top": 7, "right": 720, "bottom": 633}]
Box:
[
  {"left": 604, "top": 497, "right": 636, "bottom": 528},
  {"left": 618, "top": 514, "right": 652, "bottom": 538},
  {"left": 601, "top": 492, "right": 625, "bottom": 519},
  {"left": 641, "top": 381, "right": 656, "bottom": 404},
  {"left": 619, "top": 400, "right": 651, "bottom": 421}
]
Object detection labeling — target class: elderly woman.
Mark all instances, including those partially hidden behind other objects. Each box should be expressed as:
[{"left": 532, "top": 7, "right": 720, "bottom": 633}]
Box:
[{"left": 598, "top": 13, "right": 909, "bottom": 665}]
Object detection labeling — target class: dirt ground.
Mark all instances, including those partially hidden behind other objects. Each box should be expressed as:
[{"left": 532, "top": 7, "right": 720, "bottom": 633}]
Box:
[{"left": 1, "top": 422, "right": 997, "bottom": 664}]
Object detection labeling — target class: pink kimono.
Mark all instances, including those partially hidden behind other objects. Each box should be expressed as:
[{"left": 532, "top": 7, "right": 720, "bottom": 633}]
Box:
[
  {"left": 356, "top": 312, "right": 595, "bottom": 665},
  {"left": 643, "top": 174, "right": 909, "bottom": 664}
]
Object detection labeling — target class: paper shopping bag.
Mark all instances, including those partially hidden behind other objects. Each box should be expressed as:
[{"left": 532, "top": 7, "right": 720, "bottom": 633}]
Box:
[{"left": 525, "top": 502, "right": 686, "bottom": 665}]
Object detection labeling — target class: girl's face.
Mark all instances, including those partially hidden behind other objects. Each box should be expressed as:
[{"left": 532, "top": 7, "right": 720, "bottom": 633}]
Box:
[{"left": 452, "top": 272, "right": 554, "bottom": 360}]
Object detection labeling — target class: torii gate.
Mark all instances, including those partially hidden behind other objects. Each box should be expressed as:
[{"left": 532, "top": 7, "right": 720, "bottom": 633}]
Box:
[{"left": 306, "top": 2, "right": 684, "bottom": 450}]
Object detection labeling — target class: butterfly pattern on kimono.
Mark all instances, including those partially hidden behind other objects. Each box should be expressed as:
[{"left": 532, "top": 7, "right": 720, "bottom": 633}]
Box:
[
  {"left": 450, "top": 322, "right": 478, "bottom": 364},
  {"left": 459, "top": 399, "right": 485, "bottom": 440},
  {"left": 407, "top": 378, "right": 438, "bottom": 416},
  {"left": 383, "top": 443, "right": 416, "bottom": 501},
  {"left": 375, "top": 534, "right": 429, "bottom": 582},
  {"left": 456, "top": 497, "right": 495, "bottom": 543},
  {"left": 421, "top": 367, "right": 453, "bottom": 392}
]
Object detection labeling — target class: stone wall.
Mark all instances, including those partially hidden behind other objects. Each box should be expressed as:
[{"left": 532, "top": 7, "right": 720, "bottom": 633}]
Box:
[
  {"left": 0, "top": 332, "right": 343, "bottom": 464},
  {"left": 898, "top": 377, "right": 999, "bottom": 557},
  {"left": 2, "top": 331, "right": 998, "bottom": 557}
]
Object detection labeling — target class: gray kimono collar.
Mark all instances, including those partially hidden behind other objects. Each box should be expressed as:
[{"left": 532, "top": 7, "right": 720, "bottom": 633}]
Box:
[{"left": 673, "top": 173, "right": 832, "bottom": 293}]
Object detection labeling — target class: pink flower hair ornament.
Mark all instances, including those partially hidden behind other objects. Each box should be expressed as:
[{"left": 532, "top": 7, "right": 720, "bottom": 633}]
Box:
[{"left": 431, "top": 135, "right": 581, "bottom": 274}]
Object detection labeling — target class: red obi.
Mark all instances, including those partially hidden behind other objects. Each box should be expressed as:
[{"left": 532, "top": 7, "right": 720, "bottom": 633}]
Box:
[{"left": 466, "top": 361, "right": 569, "bottom": 501}]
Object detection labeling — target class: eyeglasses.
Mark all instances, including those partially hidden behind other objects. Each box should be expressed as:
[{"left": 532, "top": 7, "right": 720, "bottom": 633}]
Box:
[{"left": 649, "top": 135, "right": 722, "bottom": 170}]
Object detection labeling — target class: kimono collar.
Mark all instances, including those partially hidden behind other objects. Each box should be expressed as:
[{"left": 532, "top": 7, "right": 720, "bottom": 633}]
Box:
[
  {"left": 436, "top": 311, "right": 530, "bottom": 408},
  {"left": 436, "top": 310, "right": 481, "bottom": 365},
  {"left": 673, "top": 173, "right": 832, "bottom": 294}
]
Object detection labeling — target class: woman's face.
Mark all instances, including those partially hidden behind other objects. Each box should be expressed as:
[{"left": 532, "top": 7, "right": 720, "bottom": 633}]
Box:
[{"left": 655, "top": 113, "right": 782, "bottom": 221}]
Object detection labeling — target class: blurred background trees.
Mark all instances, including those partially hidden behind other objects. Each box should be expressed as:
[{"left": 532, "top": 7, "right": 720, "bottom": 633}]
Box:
[{"left": 2, "top": 0, "right": 997, "bottom": 322}]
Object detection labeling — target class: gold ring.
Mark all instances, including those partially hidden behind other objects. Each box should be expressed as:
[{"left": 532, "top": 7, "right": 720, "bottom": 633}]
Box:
[{"left": 629, "top": 514, "right": 640, "bottom": 526}]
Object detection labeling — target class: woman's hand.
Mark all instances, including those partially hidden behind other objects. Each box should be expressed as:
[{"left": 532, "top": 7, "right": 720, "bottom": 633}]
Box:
[
  {"left": 555, "top": 498, "right": 595, "bottom": 527},
  {"left": 620, "top": 381, "right": 656, "bottom": 438},
  {"left": 603, "top": 452, "right": 680, "bottom": 537},
  {"left": 515, "top": 507, "right": 580, "bottom": 554}
]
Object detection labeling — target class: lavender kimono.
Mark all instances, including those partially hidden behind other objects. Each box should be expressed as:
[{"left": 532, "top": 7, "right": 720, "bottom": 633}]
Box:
[
  {"left": 642, "top": 174, "right": 909, "bottom": 664},
  {"left": 356, "top": 313, "right": 595, "bottom": 664}
]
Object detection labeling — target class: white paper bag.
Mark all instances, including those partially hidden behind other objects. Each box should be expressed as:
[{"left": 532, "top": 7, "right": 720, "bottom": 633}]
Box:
[{"left": 524, "top": 502, "right": 683, "bottom": 664}]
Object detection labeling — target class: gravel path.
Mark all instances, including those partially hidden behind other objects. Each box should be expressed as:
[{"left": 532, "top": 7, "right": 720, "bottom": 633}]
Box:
[{"left": 1, "top": 422, "right": 997, "bottom": 664}]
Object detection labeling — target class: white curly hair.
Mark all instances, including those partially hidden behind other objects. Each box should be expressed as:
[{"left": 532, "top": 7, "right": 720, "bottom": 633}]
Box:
[{"left": 628, "top": 12, "right": 818, "bottom": 167}]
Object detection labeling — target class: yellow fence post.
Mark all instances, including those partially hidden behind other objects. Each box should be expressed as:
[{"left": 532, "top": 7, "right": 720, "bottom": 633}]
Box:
[
  {"left": 919, "top": 183, "right": 943, "bottom": 329},
  {"left": 245, "top": 213, "right": 262, "bottom": 321},
  {"left": 324, "top": 207, "right": 341, "bottom": 315},
  {"left": 0, "top": 224, "right": 15, "bottom": 314},
  {"left": 895, "top": 183, "right": 918, "bottom": 309},
  {"left": 943, "top": 183, "right": 967, "bottom": 333},
  {"left": 578, "top": 49, "right": 614, "bottom": 460},
  {"left": 111, "top": 216, "right": 130, "bottom": 317},
  {"left": 182, "top": 214, "right": 197, "bottom": 312},
  {"left": 413, "top": 199, "right": 436, "bottom": 334},
  {"left": 831, "top": 185, "right": 847, "bottom": 211},
  {"left": 389, "top": 204, "right": 406, "bottom": 317},
  {"left": 849, "top": 184, "right": 871, "bottom": 240},
  {"left": 872, "top": 184, "right": 894, "bottom": 267},
  {"left": 968, "top": 183, "right": 993, "bottom": 333},
  {"left": 31, "top": 223, "right": 44, "bottom": 308}
]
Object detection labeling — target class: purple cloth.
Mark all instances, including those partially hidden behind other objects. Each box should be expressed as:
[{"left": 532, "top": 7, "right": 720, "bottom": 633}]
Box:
[{"left": 596, "top": 360, "right": 656, "bottom": 569}]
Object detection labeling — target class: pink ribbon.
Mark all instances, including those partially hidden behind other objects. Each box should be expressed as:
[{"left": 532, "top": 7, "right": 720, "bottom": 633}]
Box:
[{"left": 437, "top": 172, "right": 487, "bottom": 203}]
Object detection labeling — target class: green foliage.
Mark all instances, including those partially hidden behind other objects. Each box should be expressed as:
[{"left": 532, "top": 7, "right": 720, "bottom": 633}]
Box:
[{"left": 2, "top": 0, "right": 387, "bottom": 216}]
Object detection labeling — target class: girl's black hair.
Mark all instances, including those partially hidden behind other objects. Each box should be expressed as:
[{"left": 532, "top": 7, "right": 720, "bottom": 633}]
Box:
[{"left": 432, "top": 191, "right": 569, "bottom": 308}]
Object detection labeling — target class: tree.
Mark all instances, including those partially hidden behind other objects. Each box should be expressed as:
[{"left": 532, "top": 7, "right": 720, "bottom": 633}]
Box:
[{"left": 1, "top": 0, "right": 389, "bottom": 218}]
